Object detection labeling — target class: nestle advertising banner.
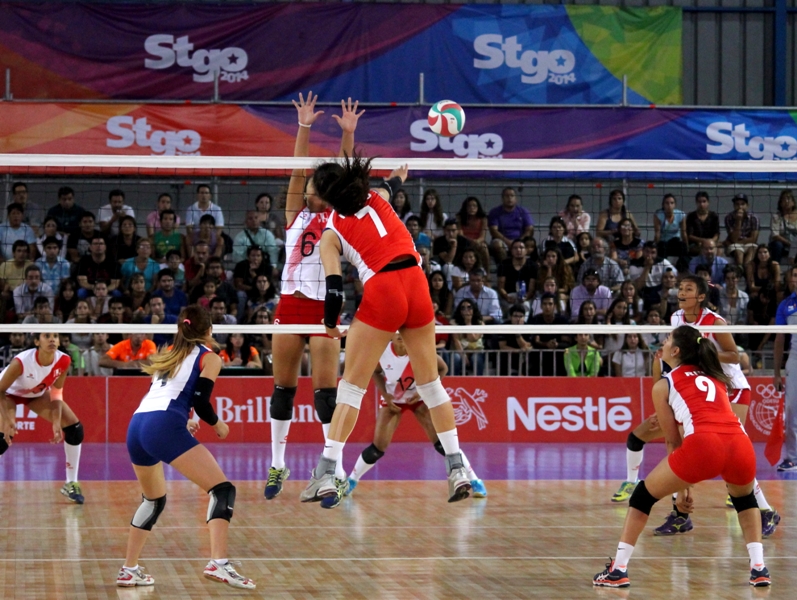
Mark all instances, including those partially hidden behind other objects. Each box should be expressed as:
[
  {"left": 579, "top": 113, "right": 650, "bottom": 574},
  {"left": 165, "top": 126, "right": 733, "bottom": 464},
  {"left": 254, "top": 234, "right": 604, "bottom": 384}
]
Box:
[
  {"left": 9, "top": 376, "right": 779, "bottom": 445},
  {"left": 0, "top": 4, "right": 681, "bottom": 105}
]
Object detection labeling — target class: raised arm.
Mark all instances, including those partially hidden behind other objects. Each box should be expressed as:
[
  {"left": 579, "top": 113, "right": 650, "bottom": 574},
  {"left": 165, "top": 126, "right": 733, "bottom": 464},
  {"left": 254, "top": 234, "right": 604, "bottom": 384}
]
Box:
[
  {"left": 333, "top": 97, "right": 364, "bottom": 158},
  {"left": 286, "top": 92, "right": 324, "bottom": 218}
]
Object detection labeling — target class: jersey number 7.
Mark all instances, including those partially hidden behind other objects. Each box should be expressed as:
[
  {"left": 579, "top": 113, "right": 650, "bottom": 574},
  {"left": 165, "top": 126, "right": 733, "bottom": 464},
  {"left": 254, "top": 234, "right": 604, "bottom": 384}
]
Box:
[{"left": 355, "top": 206, "right": 387, "bottom": 237}]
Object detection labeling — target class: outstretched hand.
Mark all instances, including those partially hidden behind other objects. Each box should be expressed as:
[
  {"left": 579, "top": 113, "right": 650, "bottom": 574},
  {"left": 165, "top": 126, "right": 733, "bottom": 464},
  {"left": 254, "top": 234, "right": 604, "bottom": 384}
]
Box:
[
  {"left": 293, "top": 91, "right": 324, "bottom": 127},
  {"left": 333, "top": 97, "right": 365, "bottom": 134},
  {"left": 389, "top": 164, "right": 409, "bottom": 183}
]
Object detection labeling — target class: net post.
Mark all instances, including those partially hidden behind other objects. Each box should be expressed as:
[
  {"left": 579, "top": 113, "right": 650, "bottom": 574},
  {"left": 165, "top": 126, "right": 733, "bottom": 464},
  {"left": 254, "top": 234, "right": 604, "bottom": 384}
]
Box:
[
  {"left": 622, "top": 74, "right": 628, "bottom": 107},
  {"left": 4, "top": 68, "right": 11, "bottom": 101},
  {"left": 213, "top": 69, "right": 220, "bottom": 103},
  {"left": 419, "top": 72, "right": 425, "bottom": 105}
]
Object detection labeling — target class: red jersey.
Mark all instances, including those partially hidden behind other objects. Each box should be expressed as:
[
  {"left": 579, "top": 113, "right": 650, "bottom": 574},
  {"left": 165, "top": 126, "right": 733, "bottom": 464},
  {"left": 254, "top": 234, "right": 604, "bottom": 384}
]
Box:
[
  {"left": 664, "top": 365, "right": 743, "bottom": 437},
  {"left": 326, "top": 190, "right": 420, "bottom": 285},
  {"left": 2, "top": 348, "right": 71, "bottom": 399}
]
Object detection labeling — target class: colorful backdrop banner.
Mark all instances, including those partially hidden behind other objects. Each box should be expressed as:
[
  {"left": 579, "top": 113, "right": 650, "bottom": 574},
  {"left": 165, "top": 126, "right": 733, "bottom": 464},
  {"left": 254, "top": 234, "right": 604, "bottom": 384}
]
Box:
[{"left": 0, "top": 3, "right": 681, "bottom": 105}]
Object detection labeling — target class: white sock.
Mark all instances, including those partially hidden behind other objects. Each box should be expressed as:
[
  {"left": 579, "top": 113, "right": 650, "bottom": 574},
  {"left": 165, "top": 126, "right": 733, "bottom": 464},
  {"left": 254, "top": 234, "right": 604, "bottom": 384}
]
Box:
[
  {"left": 323, "top": 439, "right": 345, "bottom": 462},
  {"left": 322, "top": 424, "right": 346, "bottom": 479},
  {"left": 213, "top": 558, "right": 229, "bottom": 566},
  {"left": 747, "top": 542, "right": 765, "bottom": 571},
  {"left": 64, "top": 443, "right": 81, "bottom": 483},
  {"left": 614, "top": 542, "right": 635, "bottom": 572},
  {"left": 350, "top": 454, "right": 374, "bottom": 482},
  {"left": 753, "top": 480, "right": 771, "bottom": 510},
  {"left": 626, "top": 449, "right": 643, "bottom": 483},
  {"left": 461, "top": 450, "right": 477, "bottom": 481},
  {"left": 270, "top": 419, "right": 291, "bottom": 469},
  {"left": 437, "top": 429, "right": 460, "bottom": 455},
  {"left": 123, "top": 565, "right": 138, "bottom": 571}
]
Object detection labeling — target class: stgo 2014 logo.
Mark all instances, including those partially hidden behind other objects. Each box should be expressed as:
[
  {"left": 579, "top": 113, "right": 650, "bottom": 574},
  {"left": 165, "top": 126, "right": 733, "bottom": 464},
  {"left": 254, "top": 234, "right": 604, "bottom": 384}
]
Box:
[{"left": 144, "top": 34, "right": 249, "bottom": 83}]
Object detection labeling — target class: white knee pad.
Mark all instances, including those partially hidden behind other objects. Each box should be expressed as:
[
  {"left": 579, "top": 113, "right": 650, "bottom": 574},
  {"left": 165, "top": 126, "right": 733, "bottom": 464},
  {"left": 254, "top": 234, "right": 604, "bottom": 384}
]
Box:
[
  {"left": 336, "top": 379, "right": 367, "bottom": 410},
  {"left": 417, "top": 378, "right": 451, "bottom": 409}
]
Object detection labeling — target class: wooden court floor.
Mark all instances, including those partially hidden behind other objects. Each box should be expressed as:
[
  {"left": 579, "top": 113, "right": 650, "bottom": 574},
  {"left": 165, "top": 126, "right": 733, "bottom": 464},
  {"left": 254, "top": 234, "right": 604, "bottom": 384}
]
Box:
[{"left": 0, "top": 480, "right": 794, "bottom": 599}]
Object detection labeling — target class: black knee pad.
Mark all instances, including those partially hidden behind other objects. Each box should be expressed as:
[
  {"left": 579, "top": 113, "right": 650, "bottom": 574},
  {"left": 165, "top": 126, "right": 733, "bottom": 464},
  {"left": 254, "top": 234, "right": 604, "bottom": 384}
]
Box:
[
  {"left": 313, "top": 387, "right": 337, "bottom": 425},
  {"left": 131, "top": 494, "right": 166, "bottom": 531},
  {"left": 730, "top": 490, "right": 758, "bottom": 513},
  {"left": 628, "top": 480, "right": 660, "bottom": 516},
  {"left": 627, "top": 432, "right": 645, "bottom": 452},
  {"left": 62, "top": 422, "right": 84, "bottom": 446},
  {"left": 361, "top": 443, "right": 385, "bottom": 465},
  {"left": 207, "top": 482, "right": 236, "bottom": 522},
  {"left": 0, "top": 433, "right": 8, "bottom": 456},
  {"left": 433, "top": 440, "right": 446, "bottom": 457},
  {"left": 270, "top": 386, "right": 297, "bottom": 421}
]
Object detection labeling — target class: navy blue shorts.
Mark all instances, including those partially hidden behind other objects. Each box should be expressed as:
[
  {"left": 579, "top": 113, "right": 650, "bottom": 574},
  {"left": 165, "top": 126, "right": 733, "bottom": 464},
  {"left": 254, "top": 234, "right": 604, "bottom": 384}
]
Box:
[{"left": 127, "top": 410, "right": 200, "bottom": 467}]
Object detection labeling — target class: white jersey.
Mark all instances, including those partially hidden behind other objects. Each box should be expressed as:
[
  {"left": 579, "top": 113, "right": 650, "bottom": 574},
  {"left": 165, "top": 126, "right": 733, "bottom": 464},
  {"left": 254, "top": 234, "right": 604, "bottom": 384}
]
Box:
[
  {"left": 378, "top": 343, "right": 415, "bottom": 403},
  {"left": 281, "top": 207, "right": 329, "bottom": 301},
  {"left": 2, "top": 348, "right": 71, "bottom": 399},
  {"left": 670, "top": 308, "right": 750, "bottom": 390},
  {"left": 135, "top": 345, "right": 211, "bottom": 417}
]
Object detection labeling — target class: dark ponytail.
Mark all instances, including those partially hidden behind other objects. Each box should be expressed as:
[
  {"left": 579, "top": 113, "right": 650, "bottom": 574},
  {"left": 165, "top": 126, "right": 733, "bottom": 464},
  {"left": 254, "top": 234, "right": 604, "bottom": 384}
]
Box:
[
  {"left": 312, "top": 151, "right": 372, "bottom": 216},
  {"left": 670, "top": 325, "right": 732, "bottom": 389}
]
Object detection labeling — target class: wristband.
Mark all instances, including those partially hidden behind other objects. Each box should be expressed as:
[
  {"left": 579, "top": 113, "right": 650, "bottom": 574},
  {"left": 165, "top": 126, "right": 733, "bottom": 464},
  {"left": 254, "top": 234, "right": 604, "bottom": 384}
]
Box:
[
  {"left": 324, "top": 274, "right": 344, "bottom": 328},
  {"left": 298, "top": 122, "right": 312, "bottom": 128},
  {"left": 378, "top": 176, "right": 403, "bottom": 200}
]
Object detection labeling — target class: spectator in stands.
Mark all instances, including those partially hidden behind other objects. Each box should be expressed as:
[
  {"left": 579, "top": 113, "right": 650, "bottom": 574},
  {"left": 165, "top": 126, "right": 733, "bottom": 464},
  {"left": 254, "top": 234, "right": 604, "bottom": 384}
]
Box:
[
  {"left": 574, "top": 299, "right": 601, "bottom": 349},
  {"left": 189, "top": 257, "right": 237, "bottom": 314},
  {"left": 559, "top": 194, "right": 591, "bottom": 240},
  {"left": 528, "top": 292, "right": 571, "bottom": 376},
  {"left": 747, "top": 283, "right": 776, "bottom": 365},
  {"left": 13, "top": 265, "right": 53, "bottom": 320},
  {"left": 418, "top": 188, "right": 447, "bottom": 239},
  {"left": 405, "top": 215, "right": 431, "bottom": 250},
  {"left": 577, "top": 237, "right": 624, "bottom": 292},
  {"left": 46, "top": 186, "right": 85, "bottom": 236},
  {"left": 9, "top": 182, "right": 45, "bottom": 235},
  {"left": 197, "top": 279, "right": 218, "bottom": 311},
  {"left": 0, "top": 203, "right": 36, "bottom": 260},
  {"left": 723, "top": 193, "right": 759, "bottom": 266},
  {"left": 496, "top": 238, "right": 537, "bottom": 312},
  {"left": 450, "top": 248, "right": 482, "bottom": 292},
  {"left": 610, "top": 217, "right": 644, "bottom": 277},
  {"left": 596, "top": 189, "right": 639, "bottom": 242},
  {"left": 120, "top": 238, "right": 159, "bottom": 291},
  {"left": 67, "top": 212, "right": 100, "bottom": 263},
  {"left": 686, "top": 190, "right": 720, "bottom": 256},
  {"left": 220, "top": 334, "right": 263, "bottom": 369},
  {"left": 161, "top": 249, "right": 186, "bottom": 290},
  {"left": 530, "top": 276, "right": 567, "bottom": 317},
  {"left": 746, "top": 244, "right": 781, "bottom": 300},
  {"left": 488, "top": 187, "right": 534, "bottom": 263},
  {"left": 254, "top": 192, "right": 285, "bottom": 243},
  {"left": 233, "top": 246, "right": 271, "bottom": 314},
  {"left": 570, "top": 269, "right": 612, "bottom": 322},
  {"left": 83, "top": 332, "right": 113, "bottom": 376},
  {"left": 248, "top": 307, "right": 274, "bottom": 375},
  {"left": 184, "top": 241, "right": 211, "bottom": 291},
  {"left": 449, "top": 299, "right": 485, "bottom": 376},
  {"left": 597, "top": 297, "right": 631, "bottom": 369},
  {"left": 76, "top": 235, "right": 120, "bottom": 298},
  {"left": 544, "top": 216, "right": 577, "bottom": 266},
  {"left": 97, "top": 189, "right": 135, "bottom": 237},
  {"left": 642, "top": 267, "right": 678, "bottom": 322},
  {"left": 21, "top": 295, "right": 61, "bottom": 326},
  {"left": 391, "top": 188, "right": 413, "bottom": 223},
  {"left": 0, "top": 241, "right": 33, "bottom": 300},
  {"left": 233, "top": 210, "right": 278, "bottom": 266},
  {"left": 124, "top": 273, "right": 151, "bottom": 313},
  {"left": 151, "top": 209, "right": 187, "bottom": 261},
  {"left": 146, "top": 193, "right": 181, "bottom": 237},
  {"left": 109, "top": 215, "right": 141, "bottom": 264},
  {"left": 35, "top": 236, "right": 70, "bottom": 295},
  {"left": 573, "top": 231, "right": 592, "bottom": 274},
  {"left": 565, "top": 333, "right": 602, "bottom": 377},
  {"left": 190, "top": 214, "right": 224, "bottom": 259},
  {"left": 640, "top": 308, "right": 664, "bottom": 352},
  {"left": 452, "top": 268, "right": 502, "bottom": 324},
  {"left": 619, "top": 280, "right": 644, "bottom": 322},
  {"left": 143, "top": 296, "right": 177, "bottom": 348},
  {"left": 60, "top": 334, "right": 84, "bottom": 375},
  {"left": 695, "top": 264, "right": 722, "bottom": 310},
  {"left": 537, "top": 247, "right": 575, "bottom": 302},
  {"left": 97, "top": 296, "right": 130, "bottom": 344},
  {"left": 36, "top": 216, "right": 67, "bottom": 260},
  {"left": 629, "top": 241, "right": 675, "bottom": 292},
  {"left": 185, "top": 183, "right": 224, "bottom": 237},
  {"left": 54, "top": 279, "right": 77, "bottom": 322},
  {"left": 719, "top": 265, "right": 749, "bottom": 326},
  {"left": 688, "top": 238, "right": 728, "bottom": 285},
  {"left": 88, "top": 280, "right": 110, "bottom": 319},
  {"left": 65, "top": 299, "right": 95, "bottom": 351},
  {"left": 246, "top": 273, "right": 279, "bottom": 321},
  {"left": 769, "top": 189, "right": 797, "bottom": 263},
  {"left": 653, "top": 193, "right": 688, "bottom": 266},
  {"left": 210, "top": 296, "right": 236, "bottom": 345},
  {"left": 433, "top": 218, "right": 471, "bottom": 279},
  {"left": 418, "top": 246, "right": 440, "bottom": 278},
  {"left": 497, "top": 304, "right": 532, "bottom": 375},
  {"left": 0, "top": 331, "right": 27, "bottom": 368},
  {"left": 456, "top": 196, "right": 490, "bottom": 269},
  {"left": 151, "top": 269, "right": 187, "bottom": 317},
  {"left": 428, "top": 270, "right": 453, "bottom": 318},
  {"left": 98, "top": 332, "right": 156, "bottom": 370},
  {"left": 612, "top": 333, "right": 648, "bottom": 377}
]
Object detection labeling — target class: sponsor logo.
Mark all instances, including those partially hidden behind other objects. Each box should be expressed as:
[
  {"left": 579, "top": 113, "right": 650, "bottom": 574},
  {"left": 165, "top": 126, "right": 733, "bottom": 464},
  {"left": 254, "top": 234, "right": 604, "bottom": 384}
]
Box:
[
  {"left": 473, "top": 34, "right": 576, "bottom": 85},
  {"left": 447, "top": 387, "right": 489, "bottom": 429},
  {"left": 410, "top": 120, "right": 503, "bottom": 158},
  {"left": 507, "top": 396, "right": 633, "bottom": 432},
  {"left": 14, "top": 404, "right": 38, "bottom": 431},
  {"left": 748, "top": 384, "right": 782, "bottom": 436},
  {"left": 705, "top": 122, "right": 797, "bottom": 160},
  {"left": 106, "top": 116, "right": 201, "bottom": 156},
  {"left": 144, "top": 34, "right": 249, "bottom": 83},
  {"left": 215, "top": 396, "right": 318, "bottom": 424}
]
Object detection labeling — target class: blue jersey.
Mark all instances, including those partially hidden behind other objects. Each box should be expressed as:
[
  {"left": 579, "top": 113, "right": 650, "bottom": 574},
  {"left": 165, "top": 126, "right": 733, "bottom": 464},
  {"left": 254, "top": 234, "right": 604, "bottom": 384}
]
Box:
[
  {"left": 776, "top": 292, "right": 797, "bottom": 352},
  {"left": 135, "top": 344, "right": 212, "bottom": 420}
]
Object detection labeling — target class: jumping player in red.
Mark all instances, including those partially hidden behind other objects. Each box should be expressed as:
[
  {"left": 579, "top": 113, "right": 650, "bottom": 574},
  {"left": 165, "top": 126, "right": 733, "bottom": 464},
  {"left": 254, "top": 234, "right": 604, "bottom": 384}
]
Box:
[
  {"left": 300, "top": 154, "right": 471, "bottom": 507},
  {"left": 264, "top": 92, "right": 364, "bottom": 501},
  {"left": 594, "top": 325, "right": 771, "bottom": 588},
  {"left": 0, "top": 332, "right": 85, "bottom": 504}
]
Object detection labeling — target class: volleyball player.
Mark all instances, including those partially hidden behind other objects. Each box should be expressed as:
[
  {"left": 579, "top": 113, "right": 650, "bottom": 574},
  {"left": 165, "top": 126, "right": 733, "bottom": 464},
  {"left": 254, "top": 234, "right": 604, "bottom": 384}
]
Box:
[
  {"left": 346, "top": 331, "right": 487, "bottom": 497},
  {"left": 299, "top": 154, "right": 471, "bottom": 507},
  {"left": 611, "top": 275, "right": 779, "bottom": 538},
  {"left": 0, "top": 332, "right": 85, "bottom": 504},
  {"left": 117, "top": 306, "right": 254, "bottom": 589},
  {"left": 264, "top": 92, "right": 364, "bottom": 501},
  {"left": 594, "top": 325, "right": 771, "bottom": 588}
]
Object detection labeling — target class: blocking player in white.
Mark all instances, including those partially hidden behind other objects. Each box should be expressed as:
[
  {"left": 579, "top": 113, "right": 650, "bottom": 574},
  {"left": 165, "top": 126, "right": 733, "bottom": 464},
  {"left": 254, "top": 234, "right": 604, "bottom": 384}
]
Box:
[
  {"left": 0, "top": 332, "right": 85, "bottom": 504},
  {"left": 346, "top": 332, "right": 487, "bottom": 497}
]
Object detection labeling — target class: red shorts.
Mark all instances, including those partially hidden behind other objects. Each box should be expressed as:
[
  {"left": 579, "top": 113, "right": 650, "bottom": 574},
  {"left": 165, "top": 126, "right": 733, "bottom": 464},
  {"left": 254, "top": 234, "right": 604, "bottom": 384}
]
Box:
[
  {"left": 379, "top": 398, "right": 423, "bottom": 413},
  {"left": 356, "top": 267, "right": 434, "bottom": 332},
  {"left": 273, "top": 294, "right": 336, "bottom": 336},
  {"left": 668, "top": 431, "right": 756, "bottom": 485},
  {"left": 7, "top": 391, "right": 48, "bottom": 405},
  {"left": 729, "top": 388, "right": 751, "bottom": 406}
]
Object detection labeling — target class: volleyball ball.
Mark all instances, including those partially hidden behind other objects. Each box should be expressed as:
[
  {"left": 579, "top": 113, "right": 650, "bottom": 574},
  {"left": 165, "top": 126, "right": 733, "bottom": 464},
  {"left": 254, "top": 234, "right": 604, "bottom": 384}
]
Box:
[{"left": 427, "top": 100, "right": 465, "bottom": 137}]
